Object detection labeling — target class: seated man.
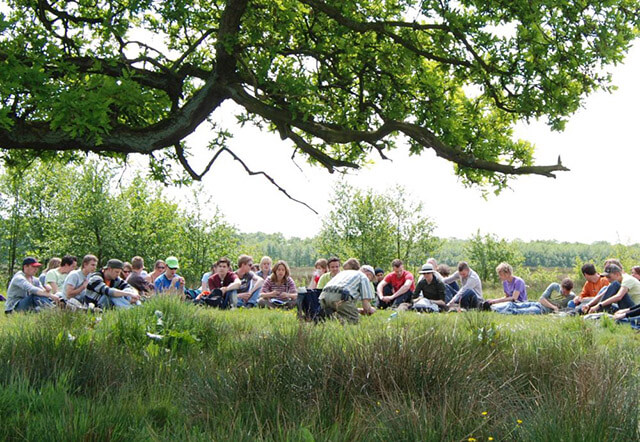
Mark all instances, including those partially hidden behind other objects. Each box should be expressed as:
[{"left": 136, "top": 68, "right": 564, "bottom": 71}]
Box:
[
  {"left": 154, "top": 256, "right": 185, "bottom": 294},
  {"left": 196, "top": 257, "right": 240, "bottom": 309},
  {"left": 45, "top": 255, "right": 77, "bottom": 295},
  {"left": 570, "top": 263, "right": 609, "bottom": 310},
  {"left": 444, "top": 261, "right": 484, "bottom": 309},
  {"left": 319, "top": 258, "right": 376, "bottom": 324},
  {"left": 236, "top": 254, "right": 264, "bottom": 308},
  {"left": 492, "top": 279, "right": 575, "bottom": 315},
  {"left": 376, "top": 259, "right": 415, "bottom": 309},
  {"left": 317, "top": 257, "right": 341, "bottom": 289},
  {"left": 437, "top": 264, "right": 459, "bottom": 302},
  {"left": 86, "top": 259, "right": 140, "bottom": 309},
  {"left": 583, "top": 264, "right": 639, "bottom": 314},
  {"left": 484, "top": 262, "right": 527, "bottom": 309},
  {"left": 62, "top": 254, "right": 98, "bottom": 305},
  {"left": 405, "top": 263, "right": 446, "bottom": 312},
  {"left": 200, "top": 263, "right": 216, "bottom": 292},
  {"left": 5, "top": 257, "right": 59, "bottom": 313}
]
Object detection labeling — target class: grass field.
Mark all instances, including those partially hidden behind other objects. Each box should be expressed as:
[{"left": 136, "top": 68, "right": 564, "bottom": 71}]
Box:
[{"left": 0, "top": 295, "right": 638, "bottom": 441}]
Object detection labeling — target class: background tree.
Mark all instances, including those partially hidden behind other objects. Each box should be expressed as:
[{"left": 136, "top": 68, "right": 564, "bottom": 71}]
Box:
[
  {"left": 465, "top": 230, "right": 524, "bottom": 283},
  {"left": 2, "top": 0, "right": 637, "bottom": 199}
]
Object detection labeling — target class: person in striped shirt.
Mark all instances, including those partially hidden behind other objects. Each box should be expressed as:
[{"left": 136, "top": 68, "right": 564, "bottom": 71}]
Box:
[{"left": 319, "top": 258, "right": 376, "bottom": 324}]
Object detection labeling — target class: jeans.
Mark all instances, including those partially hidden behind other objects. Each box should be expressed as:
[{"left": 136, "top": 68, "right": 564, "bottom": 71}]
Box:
[
  {"left": 458, "top": 289, "right": 481, "bottom": 309},
  {"left": 492, "top": 301, "right": 544, "bottom": 315},
  {"left": 14, "top": 295, "right": 55, "bottom": 312},
  {"left": 98, "top": 295, "right": 133, "bottom": 309},
  {"left": 377, "top": 284, "right": 412, "bottom": 309},
  {"left": 237, "top": 287, "right": 261, "bottom": 308},
  {"left": 600, "top": 281, "right": 635, "bottom": 310}
]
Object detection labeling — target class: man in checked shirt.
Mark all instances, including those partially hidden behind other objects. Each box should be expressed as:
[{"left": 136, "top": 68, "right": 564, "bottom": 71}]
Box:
[{"left": 319, "top": 258, "right": 376, "bottom": 324}]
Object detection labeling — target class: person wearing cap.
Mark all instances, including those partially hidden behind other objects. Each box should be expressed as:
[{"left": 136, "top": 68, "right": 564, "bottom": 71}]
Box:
[
  {"left": 86, "top": 259, "right": 140, "bottom": 309},
  {"left": 5, "top": 257, "right": 59, "bottom": 313},
  {"left": 410, "top": 264, "right": 447, "bottom": 311},
  {"left": 319, "top": 258, "right": 376, "bottom": 323},
  {"left": 154, "top": 256, "right": 185, "bottom": 294},
  {"left": 583, "top": 264, "right": 640, "bottom": 314}
]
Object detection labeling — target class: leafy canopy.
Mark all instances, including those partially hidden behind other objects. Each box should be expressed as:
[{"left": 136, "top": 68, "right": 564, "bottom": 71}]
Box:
[{"left": 0, "top": 0, "right": 638, "bottom": 191}]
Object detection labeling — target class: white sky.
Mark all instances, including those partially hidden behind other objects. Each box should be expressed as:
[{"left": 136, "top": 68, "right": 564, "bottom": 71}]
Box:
[{"left": 164, "top": 43, "right": 640, "bottom": 245}]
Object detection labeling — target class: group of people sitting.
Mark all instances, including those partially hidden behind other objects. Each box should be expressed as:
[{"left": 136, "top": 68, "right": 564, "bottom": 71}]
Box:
[{"left": 4, "top": 253, "right": 640, "bottom": 327}]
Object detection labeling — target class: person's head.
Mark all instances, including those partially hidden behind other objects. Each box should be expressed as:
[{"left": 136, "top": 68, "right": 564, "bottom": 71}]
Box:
[
  {"left": 604, "top": 259, "right": 623, "bottom": 272},
  {"left": 581, "top": 263, "right": 601, "bottom": 283},
  {"left": 81, "top": 254, "right": 98, "bottom": 274},
  {"left": 104, "top": 259, "right": 124, "bottom": 280},
  {"left": 343, "top": 258, "right": 360, "bottom": 271},
  {"left": 60, "top": 255, "right": 78, "bottom": 273},
  {"left": 154, "top": 260, "right": 166, "bottom": 274},
  {"left": 251, "top": 263, "right": 260, "bottom": 272},
  {"left": 22, "top": 257, "right": 42, "bottom": 276},
  {"left": 437, "top": 264, "right": 451, "bottom": 277},
  {"left": 44, "top": 257, "right": 61, "bottom": 273},
  {"left": 131, "top": 256, "right": 144, "bottom": 272},
  {"left": 237, "top": 255, "right": 253, "bottom": 274},
  {"left": 561, "top": 278, "right": 574, "bottom": 295},
  {"left": 165, "top": 256, "right": 179, "bottom": 278},
  {"left": 361, "top": 265, "right": 375, "bottom": 281},
  {"left": 496, "top": 262, "right": 513, "bottom": 281},
  {"left": 632, "top": 266, "right": 640, "bottom": 281},
  {"left": 375, "top": 268, "right": 385, "bottom": 282},
  {"left": 419, "top": 263, "right": 436, "bottom": 283},
  {"left": 314, "top": 258, "right": 328, "bottom": 274},
  {"left": 457, "top": 261, "right": 470, "bottom": 278},
  {"left": 427, "top": 258, "right": 438, "bottom": 269},
  {"left": 122, "top": 262, "right": 132, "bottom": 279},
  {"left": 328, "top": 257, "right": 341, "bottom": 276},
  {"left": 603, "top": 264, "right": 623, "bottom": 282},
  {"left": 260, "top": 256, "right": 272, "bottom": 274},
  {"left": 216, "top": 257, "right": 232, "bottom": 277},
  {"left": 391, "top": 259, "right": 404, "bottom": 276},
  {"left": 271, "top": 260, "right": 291, "bottom": 282}
]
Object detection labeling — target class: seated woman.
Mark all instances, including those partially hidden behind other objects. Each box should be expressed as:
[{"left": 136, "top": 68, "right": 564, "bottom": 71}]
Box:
[
  {"left": 485, "top": 262, "right": 527, "bottom": 310},
  {"left": 258, "top": 260, "right": 297, "bottom": 309},
  {"left": 308, "top": 258, "right": 328, "bottom": 289}
]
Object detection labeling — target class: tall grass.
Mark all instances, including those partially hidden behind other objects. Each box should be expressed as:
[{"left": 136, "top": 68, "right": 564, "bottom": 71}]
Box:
[{"left": 0, "top": 296, "right": 637, "bottom": 440}]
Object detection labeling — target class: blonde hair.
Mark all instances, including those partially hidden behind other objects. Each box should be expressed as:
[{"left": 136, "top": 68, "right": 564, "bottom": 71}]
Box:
[
  {"left": 496, "top": 262, "right": 513, "bottom": 275},
  {"left": 44, "top": 257, "right": 61, "bottom": 272}
]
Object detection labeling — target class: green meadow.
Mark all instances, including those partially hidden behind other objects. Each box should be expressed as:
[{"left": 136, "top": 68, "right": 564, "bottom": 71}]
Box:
[{"left": 0, "top": 296, "right": 638, "bottom": 441}]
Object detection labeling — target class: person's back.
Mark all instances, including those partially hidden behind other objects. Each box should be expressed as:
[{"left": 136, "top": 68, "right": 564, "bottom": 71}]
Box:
[{"left": 621, "top": 273, "right": 640, "bottom": 306}]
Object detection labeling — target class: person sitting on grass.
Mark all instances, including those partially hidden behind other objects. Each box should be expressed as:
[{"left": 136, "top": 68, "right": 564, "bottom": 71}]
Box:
[
  {"left": 376, "top": 259, "right": 415, "bottom": 309},
  {"left": 196, "top": 257, "right": 241, "bottom": 309},
  {"left": 45, "top": 255, "right": 77, "bottom": 295},
  {"left": 373, "top": 268, "right": 385, "bottom": 291},
  {"left": 154, "top": 256, "right": 185, "bottom": 295},
  {"left": 39, "top": 257, "right": 61, "bottom": 286},
  {"left": 308, "top": 258, "right": 328, "bottom": 289},
  {"left": 401, "top": 263, "right": 446, "bottom": 312},
  {"left": 631, "top": 266, "right": 640, "bottom": 281},
  {"left": 444, "top": 261, "right": 484, "bottom": 310},
  {"left": 613, "top": 302, "right": 640, "bottom": 329},
  {"left": 319, "top": 258, "right": 376, "bottom": 324},
  {"left": 437, "top": 264, "right": 460, "bottom": 302},
  {"left": 256, "top": 256, "right": 272, "bottom": 280},
  {"left": 492, "top": 278, "right": 575, "bottom": 315},
  {"left": 200, "top": 263, "right": 216, "bottom": 292},
  {"left": 145, "top": 260, "right": 166, "bottom": 285},
  {"left": 258, "top": 260, "right": 297, "bottom": 309},
  {"left": 317, "top": 257, "right": 341, "bottom": 289},
  {"left": 62, "top": 254, "right": 98, "bottom": 306},
  {"left": 583, "top": 264, "right": 640, "bottom": 314},
  {"left": 484, "top": 262, "right": 527, "bottom": 310},
  {"left": 570, "top": 263, "right": 609, "bottom": 310},
  {"left": 5, "top": 257, "right": 59, "bottom": 313},
  {"left": 236, "top": 254, "right": 264, "bottom": 308},
  {"left": 86, "top": 259, "right": 140, "bottom": 309}
]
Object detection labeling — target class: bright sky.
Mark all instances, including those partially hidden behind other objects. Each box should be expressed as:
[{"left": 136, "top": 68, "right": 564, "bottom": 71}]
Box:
[{"left": 167, "top": 43, "right": 640, "bottom": 245}]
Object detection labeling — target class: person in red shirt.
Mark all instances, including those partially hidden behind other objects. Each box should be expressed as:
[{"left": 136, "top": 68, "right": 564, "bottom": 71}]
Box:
[{"left": 376, "top": 259, "right": 415, "bottom": 309}]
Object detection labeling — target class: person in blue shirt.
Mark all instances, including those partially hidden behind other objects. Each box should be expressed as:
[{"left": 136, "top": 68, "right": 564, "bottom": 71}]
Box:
[{"left": 154, "top": 256, "right": 185, "bottom": 294}]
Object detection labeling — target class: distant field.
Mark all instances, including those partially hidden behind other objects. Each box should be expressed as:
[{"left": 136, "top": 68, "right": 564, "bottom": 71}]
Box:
[{"left": 0, "top": 296, "right": 637, "bottom": 440}]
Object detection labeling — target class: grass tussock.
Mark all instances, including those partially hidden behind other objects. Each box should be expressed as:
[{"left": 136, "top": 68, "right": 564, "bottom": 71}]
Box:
[{"left": 0, "top": 296, "right": 638, "bottom": 440}]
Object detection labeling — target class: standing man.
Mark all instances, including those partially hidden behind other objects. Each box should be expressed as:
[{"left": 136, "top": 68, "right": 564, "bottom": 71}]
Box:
[
  {"left": 154, "top": 256, "right": 185, "bottom": 294},
  {"left": 376, "top": 259, "right": 415, "bottom": 309},
  {"left": 63, "top": 254, "right": 98, "bottom": 304},
  {"left": 86, "top": 259, "right": 139, "bottom": 309},
  {"left": 320, "top": 258, "right": 376, "bottom": 323},
  {"left": 45, "top": 255, "right": 77, "bottom": 295},
  {"left": 236, "top": 255, "right": 264, "bottom": 308},
  {"left": 317, "top": 257, "right": 341, "bottom": 289},
  {"left": 444, "top": 261, "right": 484, "bottom": 309},
  {"left": 5, "top": 257, "right": 59, "bottom": 313}
]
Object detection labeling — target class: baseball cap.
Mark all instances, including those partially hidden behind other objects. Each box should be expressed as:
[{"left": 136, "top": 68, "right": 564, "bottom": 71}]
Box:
[
  {"left": 418, "top": 264, "right": 436, "bottom": 274},
  {"left": 22, "top": 257, "right": 42, "bottom": 267},
  {"left": 603, "top": 264, "right": 622, "bottom": 275},
  {"left": 106, "top": 259, "right": 124, "bottom": 269},
  {"left": 374, "top": 268, "right": 384, "bottom": 275},
  {"left": 165, "top": 256, "right": 179, "bottom": 269}
]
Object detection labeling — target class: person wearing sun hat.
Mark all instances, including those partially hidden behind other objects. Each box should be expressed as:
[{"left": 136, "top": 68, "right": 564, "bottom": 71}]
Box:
[
  {"left": 5, "top": 257, "right": 59, "bottom": 313},
  {"left": 154, "top": 256, "right": 185, "bottom": 294}
]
